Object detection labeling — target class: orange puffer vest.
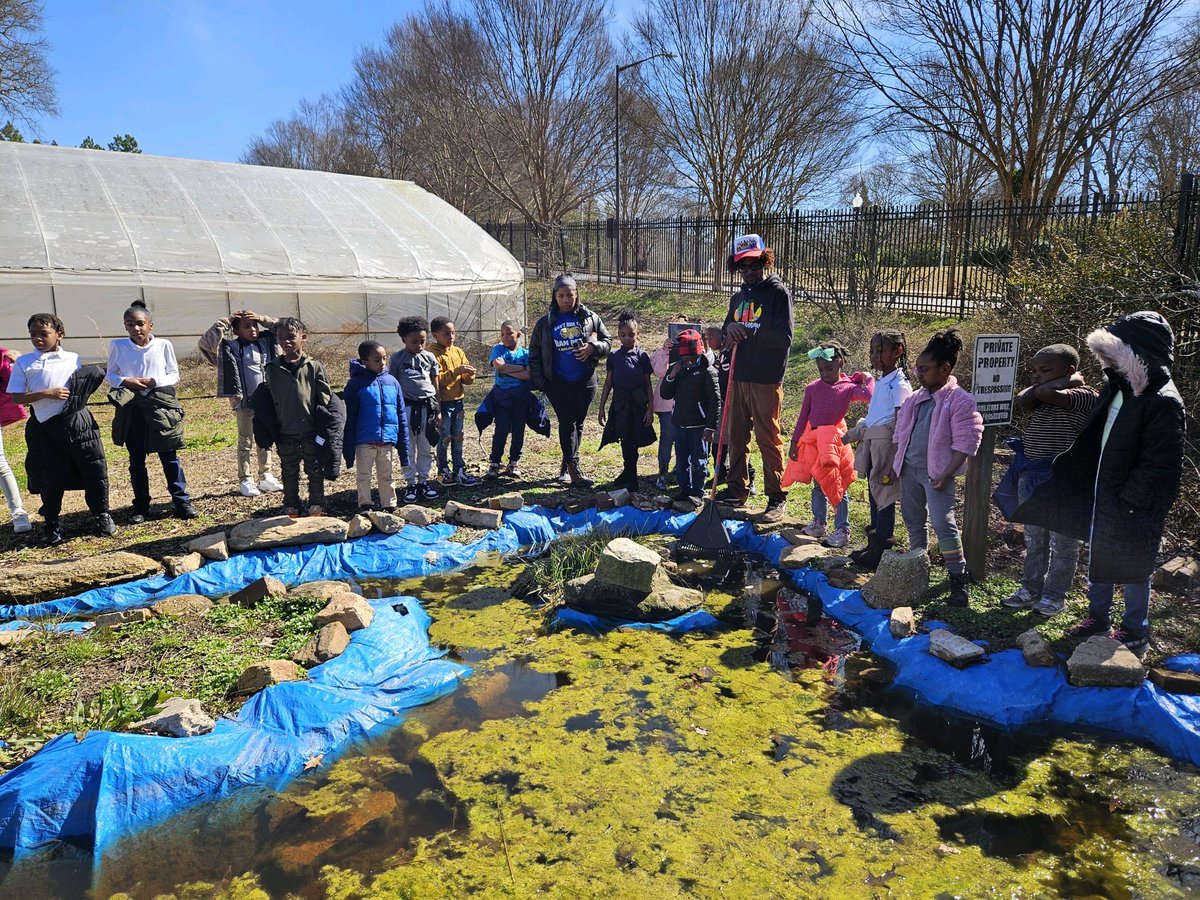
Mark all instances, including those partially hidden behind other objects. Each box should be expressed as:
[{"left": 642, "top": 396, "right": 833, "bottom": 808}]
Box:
[{"left": 782, "top": 421, "right": 856, "bottom": 507}]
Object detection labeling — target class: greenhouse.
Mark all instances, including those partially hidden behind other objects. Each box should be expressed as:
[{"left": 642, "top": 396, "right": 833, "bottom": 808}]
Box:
[{"left": 0, "top": 142, "right": 524, "bottom": 357}]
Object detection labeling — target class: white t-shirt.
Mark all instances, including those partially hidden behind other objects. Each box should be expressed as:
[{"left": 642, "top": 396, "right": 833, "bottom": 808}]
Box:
[
  {"left": 861, "top": 368, "right": 912, "bottom": 428},
  {"left": 105, "top": 336, "right": 180, "bottom": 393},
  {"left": 8, "top": 348, "right": 80, "bottom": 422}
]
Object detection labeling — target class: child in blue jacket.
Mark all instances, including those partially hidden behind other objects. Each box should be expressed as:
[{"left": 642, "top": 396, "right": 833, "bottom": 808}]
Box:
[{"left": 343, "top": 340, "right": 410, "bottom": 511}]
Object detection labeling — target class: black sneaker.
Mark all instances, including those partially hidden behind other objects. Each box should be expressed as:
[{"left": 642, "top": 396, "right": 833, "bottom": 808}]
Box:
[
  {"left": 174, "top": 501, "right": 198, "bottom": 520},
  {"left": 1066, "top": 616, "right": 1111, "bottom": 639},
  {"left": 1110, "top": 626, "right": 1150, "bottom": 657},
  {"left": 456, "top": 470, "right": 478, "bottom": 487},
  {"left": 403, "top": 485, "right": 420, "bottom": 503},
  {"left": 43, "top": 523, "right": 64, "bottom": 546},
  {"left": 421, "top": 483, "right": 441, "bottom": 500},
  {"left": 96, "top": 513, "right": 118, "bottom": 536},
  {"left": 129, "top": 506, "right": 149, "bottom": 524}
]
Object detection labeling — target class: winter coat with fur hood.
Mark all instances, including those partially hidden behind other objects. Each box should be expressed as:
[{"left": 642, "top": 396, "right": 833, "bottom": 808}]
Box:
[{"left": 1013, "top": 311, "right": 1185, "bottom": 584}]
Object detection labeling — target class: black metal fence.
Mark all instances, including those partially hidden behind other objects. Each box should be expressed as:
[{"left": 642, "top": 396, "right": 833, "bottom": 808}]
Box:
[{"left": 484, "top": 191, "right": 1188, "bottom": 316}]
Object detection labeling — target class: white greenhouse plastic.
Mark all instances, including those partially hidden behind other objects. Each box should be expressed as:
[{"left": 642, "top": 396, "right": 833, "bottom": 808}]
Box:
[{"left": 0, "top": 142, "right": 524, "bottom": 361}]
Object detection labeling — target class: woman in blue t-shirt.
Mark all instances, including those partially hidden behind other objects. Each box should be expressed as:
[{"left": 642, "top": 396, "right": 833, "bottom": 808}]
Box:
[{"left": 528, "top": 274, "right": 611, "bottom": 487}]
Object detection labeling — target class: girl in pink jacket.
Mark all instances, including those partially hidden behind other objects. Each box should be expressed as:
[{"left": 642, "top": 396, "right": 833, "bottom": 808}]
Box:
[
  {"left": 0, "top": 347, "right": 31, "bottom": 533},
  {"left": 892, "top": 329, "right": 984, "bottom": 606}
]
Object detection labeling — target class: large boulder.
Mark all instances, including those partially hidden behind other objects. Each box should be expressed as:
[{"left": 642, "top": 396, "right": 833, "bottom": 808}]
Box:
[
  {"left": 288, "top": 580, "right": 354, "bottom": 603},
  {"left": 315, "top": 594, "right": 374, "bottom": 632},
  {"left": 294, "top": 622, "right": 351, "bottom": 667},
  {"left": 564, "top": 574, "right": 698, "bottom": 622},
  {"left": 0, "top": 552, "right": 160, "bottom": 602},
  {"left": 235, "top": 660, "right": 306, "bottom": 694},
  {"left": 594, "top": 538, "right": 667, "bottom": 594},
  {"left": 129, "top": 698, "right": 215, "bottom": 737},
  {"left": 228, "top": 515, "right": 349, "bottom": 551},
  {"left": 862, "top": 549, "right": 931, "bottom": 609},
  {"left": 1067, "top": 636, "right": 1145, "bottom": 687}
]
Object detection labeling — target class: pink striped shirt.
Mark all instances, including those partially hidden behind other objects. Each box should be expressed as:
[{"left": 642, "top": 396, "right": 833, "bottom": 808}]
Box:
[{"left": 792, "top": 372, "right": 874, "bottom": 443}]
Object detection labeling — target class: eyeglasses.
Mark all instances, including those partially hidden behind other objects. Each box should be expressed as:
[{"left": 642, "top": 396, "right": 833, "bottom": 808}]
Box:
[{"left": 736, "top": 260, "right": 765, "bottom": 271}]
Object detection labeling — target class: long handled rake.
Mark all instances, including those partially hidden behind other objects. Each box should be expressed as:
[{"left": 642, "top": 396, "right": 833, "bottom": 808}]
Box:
[{"left": 679, "top": 343, "right": 740, "bottom": 555}]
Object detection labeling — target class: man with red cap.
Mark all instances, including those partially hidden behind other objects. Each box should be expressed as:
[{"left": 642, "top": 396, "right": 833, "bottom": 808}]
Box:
[{"left": 718, "top": 234, "right": 794, "bottom": 523}]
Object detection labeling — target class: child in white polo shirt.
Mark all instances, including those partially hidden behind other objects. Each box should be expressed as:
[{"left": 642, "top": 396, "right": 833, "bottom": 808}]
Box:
[{"left": 8, "top": 313, "right": 115, "bottom": 544}]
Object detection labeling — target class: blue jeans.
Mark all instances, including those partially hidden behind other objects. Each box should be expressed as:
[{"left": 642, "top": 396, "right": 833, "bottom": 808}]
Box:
[
  {"left": 1018, "top": 468, "right": 1082, "bottom": 602},
  {"left": 438, "top": 400, "right": 466, "bottom": 473},
  {"left": 126, "top": 411, "right": 189, "bottom": 511},
  {"left": 656, "top": 412, "right": 674, "bottom": 475},
  {"left": 811, "top": 484, "right": 849, "bottom": 530},
  {"left": 1088, "top": 579, "right": 1151, "bottom": 638},
  {"left": 673, "top": 426, "right": 709, "bottom": 497}
]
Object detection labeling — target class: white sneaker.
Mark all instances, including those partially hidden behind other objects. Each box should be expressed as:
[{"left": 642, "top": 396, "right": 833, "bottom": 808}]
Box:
[
  {"left": 824, "top": 526, "right": 850, "bottom": 549},
  {"left": 258, "top": 473, "right": 284, "bottom": 493},
  {"left": 11, "top": 511, "right": 31, "bottom": 534},
  {"left": 799, "top": 520, "right": 827, "bottom": 538},
  {"left": 239, "top": 478, "right": 261, "bottom": 497},
  {"left": 1002, "top": 587, "right": 1039, "bottom": 610}
]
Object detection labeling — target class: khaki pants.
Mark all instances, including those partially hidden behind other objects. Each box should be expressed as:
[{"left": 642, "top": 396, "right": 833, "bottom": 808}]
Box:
[
  {"left": 355, "top": 443, "right": 396, "bottom": 508},
  {"left": 726, "top": 379, "right": 785, "bottom": 501},
  {"left": 236, "top": 405, "right": 272, "bottom": 482}
]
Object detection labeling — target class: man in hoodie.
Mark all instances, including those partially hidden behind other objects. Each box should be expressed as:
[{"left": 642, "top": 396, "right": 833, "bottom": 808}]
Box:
[
  {"left": 1014, "top": 311, "right": 1186, "bottom": 656},
  {"left": 718, "top": 234, "right": 795, "bottom": 524}
]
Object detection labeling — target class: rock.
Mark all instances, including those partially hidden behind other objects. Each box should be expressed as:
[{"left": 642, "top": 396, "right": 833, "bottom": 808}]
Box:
[
  {"left": 632, "top": 496, "right": 659, "bottom": 511},
  {"left": 1067, "top": 636, "right": 1146, "bottom": 687},
  {"left": 95, "top": 608, "right": 153, "bottom": 628},
  {"left": 564, "top": 574, "right": 698, "bottom": 622},
  {"left": 1153, "top": 556, "right": 1198, "bottom": 595},
  {"left": 187, "top": 532, "right": 230, "bottom": 562},
  {"left": 129, "top": 697, "right": 215, "bottom": 737},
  {"left": 564, "top": 497, "right": 595, "bottom": 514},
  {"left": 826, "top": 569, "right": 870, "bottom": 591},
  {"left": 228, "top": 515, "right": 348, "bottom": 551},
  {"left": 1148, "top": 667, "right": 1200, "bottom": 694},
  {"left": 814, "top": 555, "right": 853, "bottom": 573},
  {"left": 653, "top": 495, "right": 673, "bottom": 509},
  {"left": 295, "top": 622, "right": 351, "bottom": 667},
  {"left": 231, "top": 576, "right": 288, "bottom": 608},
  {"left": 152, "top": 594, "right": 214, "bottom": 618},
  {"left": 608, "top": 488, "right": 631, "bottom": 508},
  {"left": 1016, "top": 629, "right": 1057, "bottom": 667},
  {"left": 862, "top": 549, "right": 931, "bottom": 609},
  {"left": 443, "top": 501, "right": 504, "bottom": 530},
  {"left": 315, "top": 594, "right": 374, "bottom": 632},
  {"left": 398, "top": 504, "right": 437, "bottom": 526},
  {"left": 367, "top": 510, "right": 405, "bottom": 534},
  {"left": 0, "top": 552, "right": 160, "bottom": 602},
  {"left": 779, "top": 542, "right": 829, "bottom": 570},
  {"left": 889, "top": 607, "right": 916, "bottom": 638},
  {"left": 594, "top": 538, "right": 668, "bottom": 594},
  {"left": 347, "top": 513, "right": 373, "bottom": 539},
  {"left": 235, "top": 660, "right": 306, "bottom": 694},
  {"left": 593, "top": 493, "right": 616, "bottom": 512},
  {"left": 287, "top": 580, "right": 353, "bottom": 602},
  {"left": 0, "top": 629, "right": 36, "bottom": 647},
  {"left": 928, "top": 629, "right": 986, "bottom": 667},
  {"left": 487, "top": 492, "right": 524, "bottom": 511},
  {"left": 779, "top": 528, "right": 822, "bottom": 547},
  {"left": 163, "top": 552, "right": 204, "bottom": 578}
]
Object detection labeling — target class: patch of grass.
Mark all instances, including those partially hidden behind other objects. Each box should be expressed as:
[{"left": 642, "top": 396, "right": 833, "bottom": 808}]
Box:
[{"left": 519, "top": 528, "right": 620, "bottom": 607}]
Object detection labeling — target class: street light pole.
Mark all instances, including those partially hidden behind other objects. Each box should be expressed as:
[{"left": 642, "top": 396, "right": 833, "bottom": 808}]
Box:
[{"left": 614, "top": 51, "right": 674, "bottom": 284}]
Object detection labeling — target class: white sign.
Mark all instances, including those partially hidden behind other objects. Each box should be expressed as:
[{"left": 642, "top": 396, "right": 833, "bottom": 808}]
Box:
[{"left": 972, "top": 333, "right": 1021, "bottom": 426}]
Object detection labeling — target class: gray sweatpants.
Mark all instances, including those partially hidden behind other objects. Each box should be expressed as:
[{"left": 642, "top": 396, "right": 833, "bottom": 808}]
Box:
[
  {"left": 900, "top": 467, "right": 965, "bottom": 574},
  {"left": 1018, "top": 468, "right": 1081, "bottom": 602}
]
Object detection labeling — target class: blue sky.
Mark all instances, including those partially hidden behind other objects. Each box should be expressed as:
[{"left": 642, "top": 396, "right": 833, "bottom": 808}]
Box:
[{"left": 35, "top": 1, "right": 419, "bottom": 162}]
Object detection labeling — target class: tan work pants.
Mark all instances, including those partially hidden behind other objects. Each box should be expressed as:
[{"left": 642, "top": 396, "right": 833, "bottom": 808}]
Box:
[
  {"left": 725, "top": 379, "right": 786, "bottom": 501},
  {"left": 355, "top": 443, "right": 397, "bottom": 508}
]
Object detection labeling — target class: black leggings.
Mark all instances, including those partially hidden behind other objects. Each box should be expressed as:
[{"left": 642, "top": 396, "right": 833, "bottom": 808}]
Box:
[{"left": 544, "top": 376, "right": 596, "bottom": 465}]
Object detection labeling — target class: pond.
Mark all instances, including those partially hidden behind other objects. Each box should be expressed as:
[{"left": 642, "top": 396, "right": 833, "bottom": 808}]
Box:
[{"left": 5, "top": 545, "right": 1200, "bottom": 898}]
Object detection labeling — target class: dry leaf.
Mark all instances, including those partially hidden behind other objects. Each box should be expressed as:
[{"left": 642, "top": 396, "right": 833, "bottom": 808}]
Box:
[
  {"left": 303, "top": 754, "right": 324, "bottom": 771},
  {"left": 936, "top": 843, "right": 961, "bottom": 856}
]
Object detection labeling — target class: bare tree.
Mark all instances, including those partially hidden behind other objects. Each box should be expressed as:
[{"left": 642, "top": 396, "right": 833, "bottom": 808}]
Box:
[
  {"left": 1135, "top": 93, "right": 1200, "bottom": 196},
  {"left": 242, "top": 95, "right": 372, "bottom": 175},
  {"left": 630, "top": 0, "right": 858, "bottom": 287},
  {"left": 827, "top": 0, "right": 1199, "bottom": 245},
  {"left": 0, "top": 0, "right": 57, "bottom": 125},
  {"left": 903, "top": 131, "right": 995, "bottom": 208}
]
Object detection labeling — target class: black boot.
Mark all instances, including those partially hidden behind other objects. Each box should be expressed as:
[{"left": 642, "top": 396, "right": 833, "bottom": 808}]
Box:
[
  {"left": 948, "top": 571, "right": 970, "bottom": 607},
  {"left": 848, "top": 530, "right": 880, "bottom": 566},
  {"left": 43, "top": 520, "right": 64, "bottom": 546}
]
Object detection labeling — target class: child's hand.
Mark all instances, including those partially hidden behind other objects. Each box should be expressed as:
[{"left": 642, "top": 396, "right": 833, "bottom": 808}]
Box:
[
  {"left": 788, "top": 442, "right": 799, "bottom": 461},
  {"left": 643, "top": 407, "right": 654, "bottom": 427},
  {"left": 598, "top": 406, "right": 607, "bottom": 427},
  {"left": 850, "top": 371, "right": 865, "bottom": 384},
  {"left": 45, "top": 386, "right": 70, "bottom": 401},
  {"left": 662, "top": 337, "right": 673, "bottom": 351},
  {"left": 703, "top": 427, "right": 715, "bottom": 444},
  {"left": 457, "top": 364, "right": 476, "bottom": 376},
  {"left": 668, "top": 361, "right": 682, "bottom": 377},
  {"left": 930, "top": 473, "right": 948, "bottom": 491}
]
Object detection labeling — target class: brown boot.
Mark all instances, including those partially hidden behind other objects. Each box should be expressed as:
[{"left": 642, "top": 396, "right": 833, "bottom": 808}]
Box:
[{"left": 567, "top": 460, "right": 594, "bottom": 488}]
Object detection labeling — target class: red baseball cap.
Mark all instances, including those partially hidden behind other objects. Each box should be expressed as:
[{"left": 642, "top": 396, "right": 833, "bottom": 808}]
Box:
[
  {"left": 676, "top": 329, "right": 703, "bottom": 356},
  {"left": 732, "top": 233, "right": 767, "bottom": 262}
]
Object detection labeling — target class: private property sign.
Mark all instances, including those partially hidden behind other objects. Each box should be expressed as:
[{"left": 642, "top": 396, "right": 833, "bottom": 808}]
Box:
[{"left": 972, "top": 334, "right": 1021, "bottom": 426}]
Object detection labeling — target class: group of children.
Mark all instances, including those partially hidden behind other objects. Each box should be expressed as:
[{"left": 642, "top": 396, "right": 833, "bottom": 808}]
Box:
[{"left": 0, "top": 300, "right": 1182, "bottom": 655}]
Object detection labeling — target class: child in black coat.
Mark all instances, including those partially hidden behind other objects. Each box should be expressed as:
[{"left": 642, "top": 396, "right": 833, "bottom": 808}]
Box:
[
  {"left": 660, "top": 329, "right": 720, "bottom": 511},
  {"left": 597, "top": 312, "right": 656, "bottom": 492}
]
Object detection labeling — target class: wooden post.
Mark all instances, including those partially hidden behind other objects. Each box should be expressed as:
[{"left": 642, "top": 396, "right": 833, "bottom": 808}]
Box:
[{"left": 962, "top": 427, "right": 996, "bottom": 580}]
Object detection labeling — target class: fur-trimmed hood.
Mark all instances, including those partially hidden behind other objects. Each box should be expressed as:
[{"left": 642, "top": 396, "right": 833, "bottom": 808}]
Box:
[{"left": 1086, "top": 310, "right": 1174, "bottom": 397}]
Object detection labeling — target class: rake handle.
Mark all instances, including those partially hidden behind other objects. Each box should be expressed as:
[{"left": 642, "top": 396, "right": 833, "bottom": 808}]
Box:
[{"left": 708, "top": 342, "right": 738, "bottom": 502}]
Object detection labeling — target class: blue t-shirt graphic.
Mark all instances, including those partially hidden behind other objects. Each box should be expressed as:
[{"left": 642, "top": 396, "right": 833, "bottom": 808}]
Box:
[
  {"left": 552, "top": 314, "right": 588, "bottom": 382},
  {"left": 490, "top": 344, "right": 529, "bottom": 390}
]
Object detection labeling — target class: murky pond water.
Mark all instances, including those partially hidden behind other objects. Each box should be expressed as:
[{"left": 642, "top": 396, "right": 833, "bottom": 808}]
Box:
[{"left": 5, "top": 543, "right": 1200, "bottom": 898}]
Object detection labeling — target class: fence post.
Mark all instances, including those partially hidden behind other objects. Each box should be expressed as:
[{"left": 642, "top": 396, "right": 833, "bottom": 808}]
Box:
[
  {"left": 1174, "top": 173, "right": 1196, "bottom": 276},
  {"left": 677, "top": 215, "right": 684, "bottom": 291},
  {"left": 958, "top": 199, "right": 973, "bottom": 318}
]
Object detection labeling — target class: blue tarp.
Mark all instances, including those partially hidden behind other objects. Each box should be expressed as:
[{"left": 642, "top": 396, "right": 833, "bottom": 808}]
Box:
[{"left": 2, "top": 504, "right": 1200, "bottom": 864}]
